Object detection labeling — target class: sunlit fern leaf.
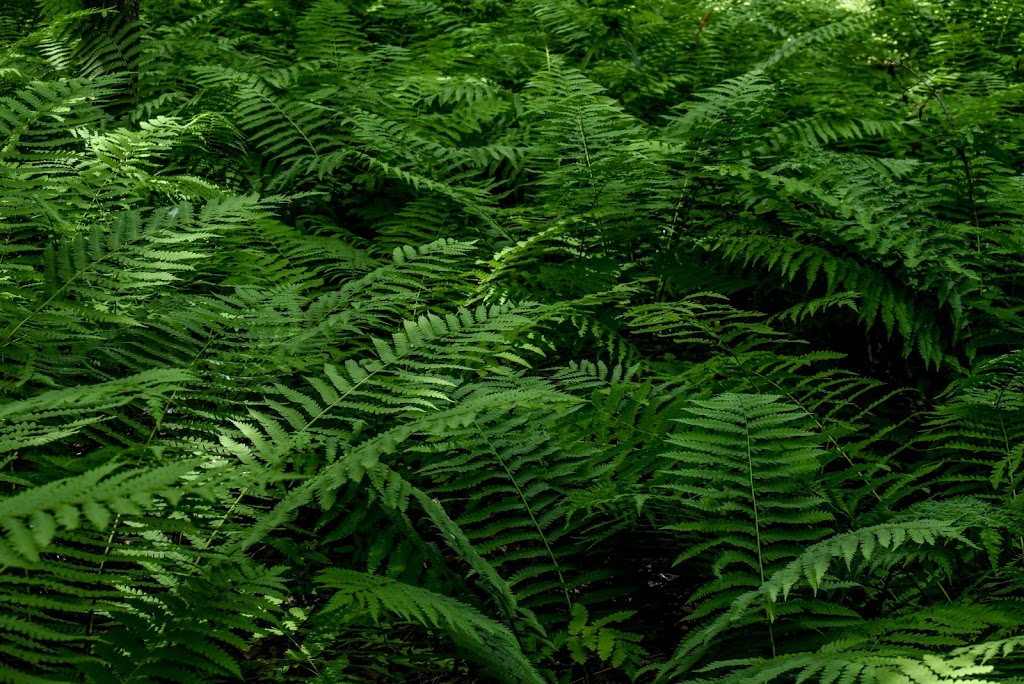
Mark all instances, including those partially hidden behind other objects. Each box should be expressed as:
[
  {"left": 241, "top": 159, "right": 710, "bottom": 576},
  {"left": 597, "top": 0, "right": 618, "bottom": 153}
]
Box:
[
  {"left": 0, "top": 77, "right": 115, "bottom": 161},
  {"left": 0, "top": 457, "right": 199, "bottom": 567}
]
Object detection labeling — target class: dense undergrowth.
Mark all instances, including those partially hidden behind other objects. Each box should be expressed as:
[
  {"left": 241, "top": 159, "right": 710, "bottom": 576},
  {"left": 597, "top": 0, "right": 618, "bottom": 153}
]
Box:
[{"left": 2, "top": 0, "right": 1024, "bottom": 681}]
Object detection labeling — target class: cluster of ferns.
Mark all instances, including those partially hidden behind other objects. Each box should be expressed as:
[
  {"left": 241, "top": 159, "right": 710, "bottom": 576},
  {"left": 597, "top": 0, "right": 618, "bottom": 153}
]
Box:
[{"left": 2, "top": 0, "right": 1024, "bottom": 681}]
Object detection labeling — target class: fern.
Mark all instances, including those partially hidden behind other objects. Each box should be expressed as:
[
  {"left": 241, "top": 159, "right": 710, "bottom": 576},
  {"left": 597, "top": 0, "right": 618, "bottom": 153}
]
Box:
[
  {"left": 658, "top": 394, "right": 832, "bottom": 654},
  {"left": 316, "top": 568, "right": 544, "bottom": 684},
  {"left": 4, "top": 0, "right": 1024, "bottom": 681}
]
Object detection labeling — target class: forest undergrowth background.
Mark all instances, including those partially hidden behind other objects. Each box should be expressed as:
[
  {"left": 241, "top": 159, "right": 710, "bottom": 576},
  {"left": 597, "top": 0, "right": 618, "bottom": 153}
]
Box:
[{"left": 2, "top": 0, "right": 1024, "bottom": 681}]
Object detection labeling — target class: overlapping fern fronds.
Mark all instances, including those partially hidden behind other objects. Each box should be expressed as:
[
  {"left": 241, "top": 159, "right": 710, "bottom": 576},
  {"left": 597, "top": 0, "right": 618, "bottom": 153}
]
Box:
[{"left": 4, "top": 0, "right": 1024, "bottom": 682}]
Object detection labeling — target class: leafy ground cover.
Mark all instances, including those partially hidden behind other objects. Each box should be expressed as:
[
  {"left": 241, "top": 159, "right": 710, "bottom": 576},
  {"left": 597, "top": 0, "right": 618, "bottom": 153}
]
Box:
[{"left": 2, "top": 0, "right": 1024, "bottom": 681}]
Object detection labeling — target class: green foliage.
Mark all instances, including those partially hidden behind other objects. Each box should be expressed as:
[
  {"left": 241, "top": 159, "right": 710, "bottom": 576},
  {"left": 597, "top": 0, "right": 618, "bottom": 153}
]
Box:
[
  {"left": 3, "top": 0, "right": 1024, "bottom": 682},
  {"left": 661, "top": 394, "right": 833, "bottom": 621},
  {"left": 316, "top": 568, "right": 545, "bottom": 683}
]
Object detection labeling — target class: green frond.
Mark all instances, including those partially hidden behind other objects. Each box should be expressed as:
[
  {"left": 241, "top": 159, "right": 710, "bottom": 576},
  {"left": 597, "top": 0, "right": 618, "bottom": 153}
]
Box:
[
  {"left": 317, "top": 568, "right": 545, "bottom": 684},
  {"left": 0, "top": 458, "right": 197, "bottom": 566},
  {"left": 4, "top": 0, "right": 1024, "bottom": 680},
  {"left": 660, "top": 394, "right": 832, "bottom": 615}
]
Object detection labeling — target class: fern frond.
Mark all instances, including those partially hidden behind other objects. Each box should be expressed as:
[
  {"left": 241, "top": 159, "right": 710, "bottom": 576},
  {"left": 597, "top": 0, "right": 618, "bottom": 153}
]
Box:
[
  {"left": 317, "top": 568, "right": 545, "bottom": 684},
  {"left": 661, "top": 393, "right": 832, "bottom": 618}
]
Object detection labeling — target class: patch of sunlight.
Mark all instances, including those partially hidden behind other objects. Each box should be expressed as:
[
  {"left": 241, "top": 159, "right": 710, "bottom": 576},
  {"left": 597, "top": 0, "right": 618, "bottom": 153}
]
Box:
[{"left": 835, "top": 0, "right": 872, "bottom": 11}]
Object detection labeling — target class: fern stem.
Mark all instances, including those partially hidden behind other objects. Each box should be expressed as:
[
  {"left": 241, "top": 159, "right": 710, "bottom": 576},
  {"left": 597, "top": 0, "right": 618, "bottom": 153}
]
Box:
[
  {"left": 472, "top": 419, "right": 573, "bottom": 614},
  {"left": 741, "top": 405, "right": 776, "bottom": 657},
  {"left": 303, "top": 363, "right": 383, "bottom": 431},
  {"left": 255, "top": 87, "right": 320, "bottom": 158},
  {"left": 86, "top": 519, "right": 121, "bottom": 638},
  {"left": 893, "top": 61, "right": 981, "bottom": 230},
  {"left": 996, "top": 7, "right": 1017, "bottom": 48},
  {"left": 188, "top": 488, "right": 247, "bottom": 577},
  {"left": 743, "top": 426, "right": 766, "bottom": 587},
  {"left": 892, "top": 61, "right": 956, "bottom": 131},
  {"left": 994, "top": 389, "right": 1024, "bottom": 556}
]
